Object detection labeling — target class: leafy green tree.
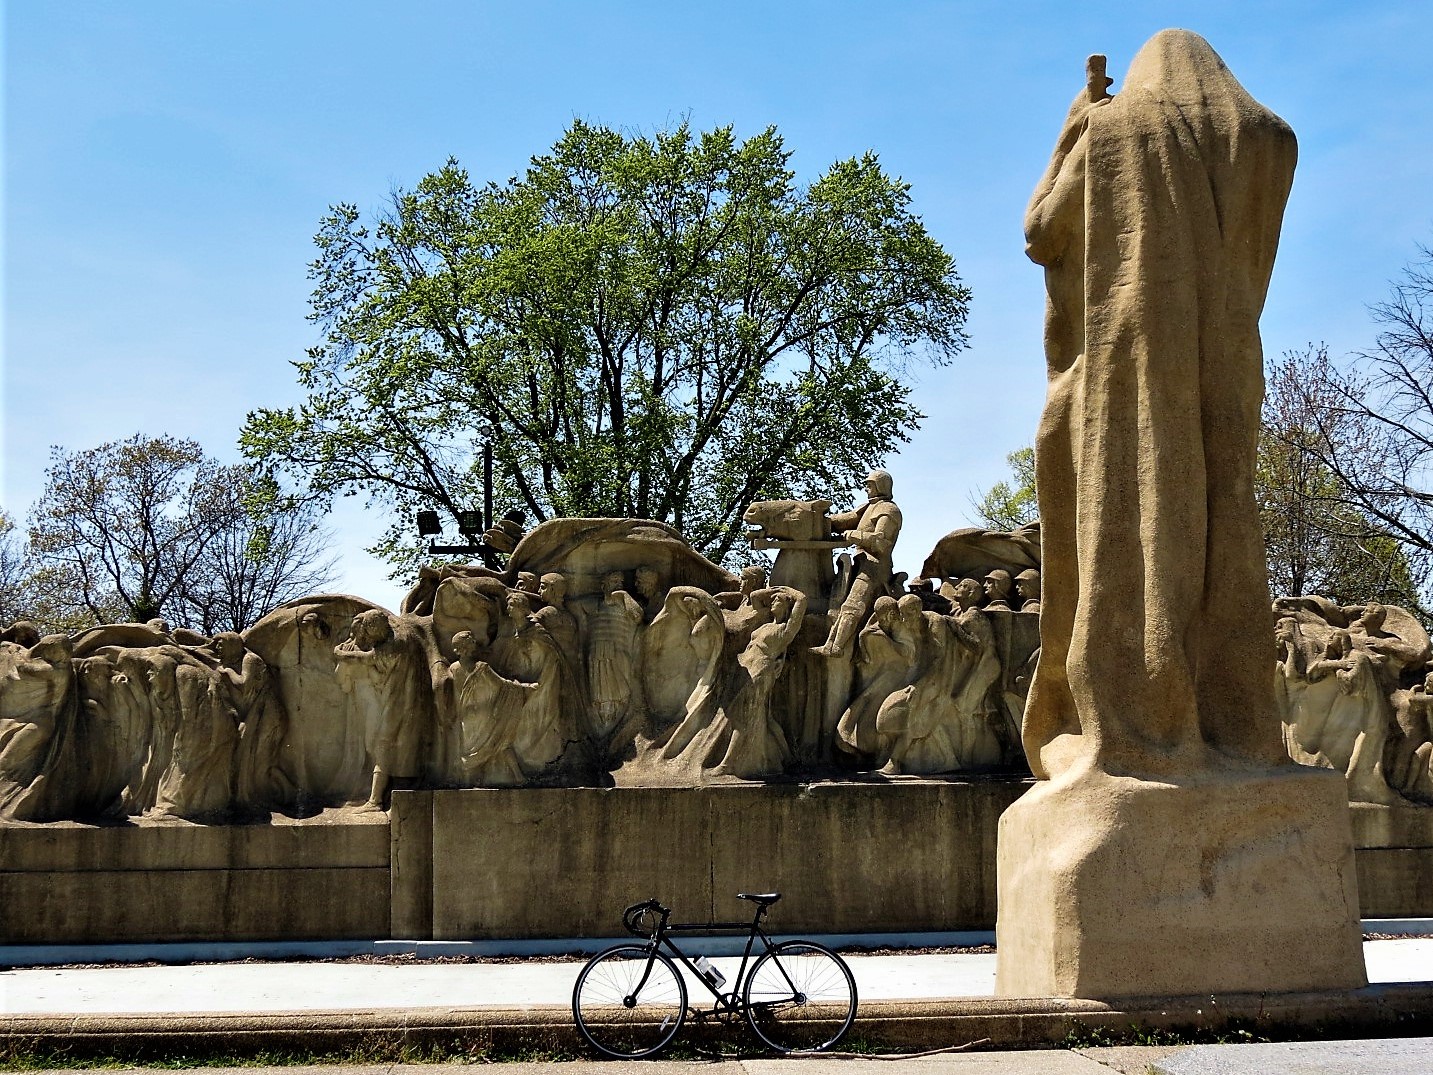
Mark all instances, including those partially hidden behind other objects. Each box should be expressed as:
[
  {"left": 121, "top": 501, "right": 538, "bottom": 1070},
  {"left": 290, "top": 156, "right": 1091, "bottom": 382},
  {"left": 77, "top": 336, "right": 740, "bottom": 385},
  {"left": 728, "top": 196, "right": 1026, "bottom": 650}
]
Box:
[
  {"left": 242, "top": 120, "right": 970, "bottom": 569},
  {"left": 26, "top": 435, "right": 335, "bottom": 632},
  {"left": 970, "top": 447, "right": 1037, "bottom": 530}
]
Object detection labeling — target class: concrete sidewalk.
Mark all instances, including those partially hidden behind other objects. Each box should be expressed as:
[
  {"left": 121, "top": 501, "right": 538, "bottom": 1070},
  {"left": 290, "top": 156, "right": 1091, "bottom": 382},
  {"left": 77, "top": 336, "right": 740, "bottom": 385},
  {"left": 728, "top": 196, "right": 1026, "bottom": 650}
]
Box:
[
  {"left": 3, "top": 939, "right": 1430, "bottom": 1016},
  {"left": 3, "top": 937, "right": 1432, "bottom": 1063},
  {"left": 9, "top": 1045, "right": 1433, "bottom": 1073}
]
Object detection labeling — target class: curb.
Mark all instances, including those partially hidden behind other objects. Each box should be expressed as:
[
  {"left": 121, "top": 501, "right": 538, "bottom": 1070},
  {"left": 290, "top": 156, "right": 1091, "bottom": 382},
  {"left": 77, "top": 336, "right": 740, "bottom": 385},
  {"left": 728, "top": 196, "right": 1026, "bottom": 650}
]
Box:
[{"left": 4, "top": 984, "right": 1433, "bottom": 1058}]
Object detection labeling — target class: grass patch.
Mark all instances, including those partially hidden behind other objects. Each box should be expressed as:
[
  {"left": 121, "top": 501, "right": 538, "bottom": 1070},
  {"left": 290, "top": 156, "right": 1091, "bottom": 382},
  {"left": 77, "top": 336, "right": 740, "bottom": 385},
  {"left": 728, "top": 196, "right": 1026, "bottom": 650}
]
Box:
[
  {"left": 0, "top": 1034, "right": 584, "bottom": 1070},
  {"left": 1062, "top": 1022, "right": 1269, "bottom": 1050}
]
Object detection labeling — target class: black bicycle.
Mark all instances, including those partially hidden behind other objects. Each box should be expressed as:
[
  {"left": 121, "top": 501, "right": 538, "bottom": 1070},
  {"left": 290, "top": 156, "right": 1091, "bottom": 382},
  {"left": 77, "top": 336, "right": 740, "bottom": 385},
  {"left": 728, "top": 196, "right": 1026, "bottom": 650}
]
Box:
[{"left": 571, "top": 892, "right": 857, "bottom": 1058}]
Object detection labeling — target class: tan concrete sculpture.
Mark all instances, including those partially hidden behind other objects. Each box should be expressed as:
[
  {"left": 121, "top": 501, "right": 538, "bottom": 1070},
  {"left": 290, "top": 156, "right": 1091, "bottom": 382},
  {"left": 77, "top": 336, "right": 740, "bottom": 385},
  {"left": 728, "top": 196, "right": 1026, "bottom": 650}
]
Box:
[
  {"left": 0, "top": 635, "right": 75, "bottom": 820},
  {"left": 334, "top": 609, "right": 429, "bottom": 810},
  {"left": 1275, "top": 597, "right": 1433, "bottom": 805},
  {"left": 812, "top": 471, "right": 903, "bottom": 658},
  {"left": 1, "top": 499, "right": 1063, "bottom": 818},
  {"left": 997, "top": 30, "right": 1367, "bottom": 999}
]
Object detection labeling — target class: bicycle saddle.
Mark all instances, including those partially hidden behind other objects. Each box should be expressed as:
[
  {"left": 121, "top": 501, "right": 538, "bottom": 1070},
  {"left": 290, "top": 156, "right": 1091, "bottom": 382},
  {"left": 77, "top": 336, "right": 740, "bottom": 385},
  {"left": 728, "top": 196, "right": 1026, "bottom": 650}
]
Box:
[{"left": 737, "top": 892, "right": 782, "bottom": 905}]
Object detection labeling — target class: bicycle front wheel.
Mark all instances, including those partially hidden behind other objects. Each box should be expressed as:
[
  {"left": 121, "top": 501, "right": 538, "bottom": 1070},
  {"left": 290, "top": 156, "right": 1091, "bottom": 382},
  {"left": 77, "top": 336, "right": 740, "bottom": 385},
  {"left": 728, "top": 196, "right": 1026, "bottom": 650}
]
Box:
[
  {"left": 743, "top": 941, "right": 857, "bottom": 1053},
  {"left": 572, "top": 944, "right": 688, "bottom": 1058}
]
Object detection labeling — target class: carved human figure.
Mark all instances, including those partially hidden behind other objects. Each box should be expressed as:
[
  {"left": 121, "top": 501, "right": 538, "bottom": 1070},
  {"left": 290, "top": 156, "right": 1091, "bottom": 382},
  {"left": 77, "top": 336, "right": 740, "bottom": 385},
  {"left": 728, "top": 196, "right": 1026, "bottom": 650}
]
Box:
[
  {"left": 835, "top": 596, "right": 920, "bottom": 758},
  {"left": 878, "top": 583, "right": 1002, "bottom": 774},
  {"left": 650, "top": 588, "right": 729, "bottom": 759},
  {"left": 982, "top": 570, "right": 1014, "bottom": 611},
  {"left": 634, "top": 566, "right": 665, "bottom": 624},
  {"left": 1021, "top": 30, "right": 1298, "bottom": 780},
  {"left": 0, "top": 635, "right": 75, "bottom": 820},
  {"left": 813, "top": 471, "right": 903, "bottom": 658},
  {"left": 447, "top": 629, "right": 534, "bottom": 785},
  {"left": 72, "top": 655, "right": 147, "bottom": 814},
  {"left": 491, "top": 591, "right": 567, "bottom": 774},
  {"left": 534, "top": 573, "right": 579, "bottom": 659},
  {"left": 584, "top": 571, "right": 644, "bottom": 738},
  {"left": 1015, "top": 569, "right": 1042, "bottom": 614},
  {"left": 143, "top": 646, "right": 239, "bottom": 820},
  {"left": 1274, "top": 601, "right": 1433, "bottom": 804},
  {"left": 214, "top": 632, "right": 291, "bottom": 810},
  {"left": 1392, "top": 671, "right": 1433, "bottom": 800},
  {"left": 715, "top": 566, "right": 770, "bottom": 611},
  {"left": 333, "top": 609, "right": 422, "bottom": 810},
  {"left": 711, "top": 587, "right": 808, "bottom": 778},
  {"left": 1346, "top": 603, "right": 1428, "bottom": 689},
  {"left": 1289, "top": 629, "right": 1402, "bottom": 805},
  {"left": 516, "top": 572, "right": 541, "bottom": 595}
]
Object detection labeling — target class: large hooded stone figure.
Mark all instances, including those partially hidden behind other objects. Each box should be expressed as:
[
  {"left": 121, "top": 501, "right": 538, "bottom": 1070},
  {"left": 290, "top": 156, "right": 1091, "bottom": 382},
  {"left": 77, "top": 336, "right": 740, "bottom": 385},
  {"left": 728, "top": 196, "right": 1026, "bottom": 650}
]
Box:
[
  {"left": 1021, "top": 29, "right": 1298, "bottom": 781},
  {"left": 997, "top": 30, "right": 1366, "bottom": 1001}
]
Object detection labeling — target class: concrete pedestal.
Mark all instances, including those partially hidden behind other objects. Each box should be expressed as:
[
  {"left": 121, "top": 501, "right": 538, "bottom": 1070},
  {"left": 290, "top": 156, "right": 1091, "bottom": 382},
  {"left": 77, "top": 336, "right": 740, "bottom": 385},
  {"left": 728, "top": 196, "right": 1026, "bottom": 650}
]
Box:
[{"left": 995, "top": 764, "right": 1368, "bottom": 999}]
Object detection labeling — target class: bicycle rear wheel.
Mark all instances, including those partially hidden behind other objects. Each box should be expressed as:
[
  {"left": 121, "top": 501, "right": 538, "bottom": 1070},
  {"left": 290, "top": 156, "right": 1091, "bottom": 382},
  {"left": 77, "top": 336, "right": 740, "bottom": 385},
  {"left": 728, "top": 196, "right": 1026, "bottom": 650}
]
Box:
[
  {"left": 572, "top": 944, "right": 688, "bottom": 1058},
  {"left": 742, "top": 941, "right": 857, "bottom": 1053}
]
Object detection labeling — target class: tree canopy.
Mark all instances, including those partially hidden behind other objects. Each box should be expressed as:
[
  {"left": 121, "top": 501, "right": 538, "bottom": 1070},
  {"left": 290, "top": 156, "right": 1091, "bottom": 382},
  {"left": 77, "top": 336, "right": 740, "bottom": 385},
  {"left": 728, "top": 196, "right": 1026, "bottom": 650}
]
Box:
[
  {"left": 241, "top": 120, "right": 970, "bottom": 569},
  {"left": 0, "top": 509, "right": 28, "bottom": 627},
  {"left": 970, "top": 447, "right": 1037, "bottom": 531},
  {"left": 1265, "top": 248, "right": 1433, "bottom": 577},
  {"left": 1259, "top": 346, "right": 1427, "bottom": 612},
  {"left": 20, "top": 434, "right": 335, "bottom": 633}
]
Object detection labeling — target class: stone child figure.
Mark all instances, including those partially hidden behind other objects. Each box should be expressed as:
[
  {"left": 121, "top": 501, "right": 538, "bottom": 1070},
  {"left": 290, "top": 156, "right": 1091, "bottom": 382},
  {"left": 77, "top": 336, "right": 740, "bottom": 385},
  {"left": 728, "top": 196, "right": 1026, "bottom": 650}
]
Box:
[{"left": 813, "top": 470, "right": 903, "bottom": 658}]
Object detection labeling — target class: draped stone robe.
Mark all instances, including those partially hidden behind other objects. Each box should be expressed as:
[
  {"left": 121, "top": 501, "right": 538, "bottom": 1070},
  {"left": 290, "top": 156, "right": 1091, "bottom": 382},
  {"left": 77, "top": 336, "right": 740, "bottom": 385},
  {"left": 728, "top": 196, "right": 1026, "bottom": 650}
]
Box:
[{"left": 1022, "top": 29, "right": 1299, "bottom": 781}]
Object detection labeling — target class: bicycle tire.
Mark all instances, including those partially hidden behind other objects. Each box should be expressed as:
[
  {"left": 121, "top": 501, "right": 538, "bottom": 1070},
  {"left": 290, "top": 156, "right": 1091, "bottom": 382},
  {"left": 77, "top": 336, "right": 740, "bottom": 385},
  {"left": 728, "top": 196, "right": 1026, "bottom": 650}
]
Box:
[
  {"left": 742, "top": 940, "right": 857, "bottom": 1053},
  {"left": 572, "top": 944, "right": 688, "bottom": 1058}
]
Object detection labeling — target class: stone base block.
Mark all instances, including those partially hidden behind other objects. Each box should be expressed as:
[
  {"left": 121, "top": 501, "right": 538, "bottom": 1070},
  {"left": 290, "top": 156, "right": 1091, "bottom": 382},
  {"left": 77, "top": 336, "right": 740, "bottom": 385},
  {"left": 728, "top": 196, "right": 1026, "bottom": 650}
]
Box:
[
  {"left": 995, "top": 764, "right": 1368, "bottom": 999},
  {"left": 399, "top": 778, "right": 1028, "bottom": 939},
  {"left": 0, "top": 812, "right": 390, "bottom": 944}
]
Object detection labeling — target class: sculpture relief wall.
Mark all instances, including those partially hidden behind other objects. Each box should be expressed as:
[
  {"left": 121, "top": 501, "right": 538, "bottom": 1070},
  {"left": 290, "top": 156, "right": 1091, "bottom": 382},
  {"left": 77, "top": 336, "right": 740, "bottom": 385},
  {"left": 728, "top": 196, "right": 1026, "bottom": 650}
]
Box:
[
  {"left": 1273, "top": 597, "right": 1433, "bottom": 806},
  {"left": 0, "top": 484, "right": 1045, "bottom": 824}
]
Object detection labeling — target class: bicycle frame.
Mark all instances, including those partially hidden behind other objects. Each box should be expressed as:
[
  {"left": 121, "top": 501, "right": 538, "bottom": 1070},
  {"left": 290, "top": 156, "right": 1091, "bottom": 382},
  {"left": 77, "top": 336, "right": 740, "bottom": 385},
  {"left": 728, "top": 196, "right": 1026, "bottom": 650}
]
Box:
[{"left": 624, "top": 901, "right": 799, "bottom": 1013}]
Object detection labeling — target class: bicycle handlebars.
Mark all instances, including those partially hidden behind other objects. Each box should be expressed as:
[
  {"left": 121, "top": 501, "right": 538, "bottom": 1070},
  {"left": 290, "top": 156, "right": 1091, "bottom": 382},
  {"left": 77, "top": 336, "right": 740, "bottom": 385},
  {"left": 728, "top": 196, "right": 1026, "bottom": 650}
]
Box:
[{"left": 622, "top": 898, "right": 671, "bottom": 938}]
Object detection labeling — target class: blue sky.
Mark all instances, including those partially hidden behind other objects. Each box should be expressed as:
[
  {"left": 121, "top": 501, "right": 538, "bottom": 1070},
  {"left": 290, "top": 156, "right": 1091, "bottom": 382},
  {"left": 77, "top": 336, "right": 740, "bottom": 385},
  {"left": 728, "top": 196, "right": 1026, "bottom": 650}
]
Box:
[{"left": 4, "top": 1, "right": 1431, "bottom": 611}]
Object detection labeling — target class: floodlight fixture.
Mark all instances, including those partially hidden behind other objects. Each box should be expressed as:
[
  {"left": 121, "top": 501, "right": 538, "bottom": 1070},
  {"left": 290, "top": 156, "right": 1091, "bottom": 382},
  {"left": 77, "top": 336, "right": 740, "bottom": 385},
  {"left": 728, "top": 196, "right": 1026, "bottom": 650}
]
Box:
[
  {"left": 416, "top": 510, "right": 442, "bottom": 537},
  {"left": 457, "top": 510, "right": 483, "bottom": 535}
]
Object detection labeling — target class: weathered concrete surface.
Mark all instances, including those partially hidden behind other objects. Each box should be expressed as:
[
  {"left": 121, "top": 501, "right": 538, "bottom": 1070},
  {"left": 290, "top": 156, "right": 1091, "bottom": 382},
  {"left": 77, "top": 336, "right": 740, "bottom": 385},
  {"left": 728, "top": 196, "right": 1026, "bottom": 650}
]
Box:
[
  {"left": 997, "top": 766, "right": 1366, "bottom": 999},
  {"left": 1153, "top": 1036, "right": 1433, "bottom": 1074},
  {"left": 389, "top": 789, "right": 433, "bottom": 939},
  {"left": 1350, "top": 802, "right": 1433, "bottom": 918},
  {"left": 0, "top": 812, "right": 389, "bottom": 944},
  {"left": 1358, "top": 849, "right": 1433, "bottom": 919},
  {"left": 3, "top": 781, "right": 1431, "bottom": 946},
  {"left": 1350, "top": 803, "right": 1433, "bottom": 848},
  {"left": 412, "top": 779, "right": 1028, "bottom": 940}
]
